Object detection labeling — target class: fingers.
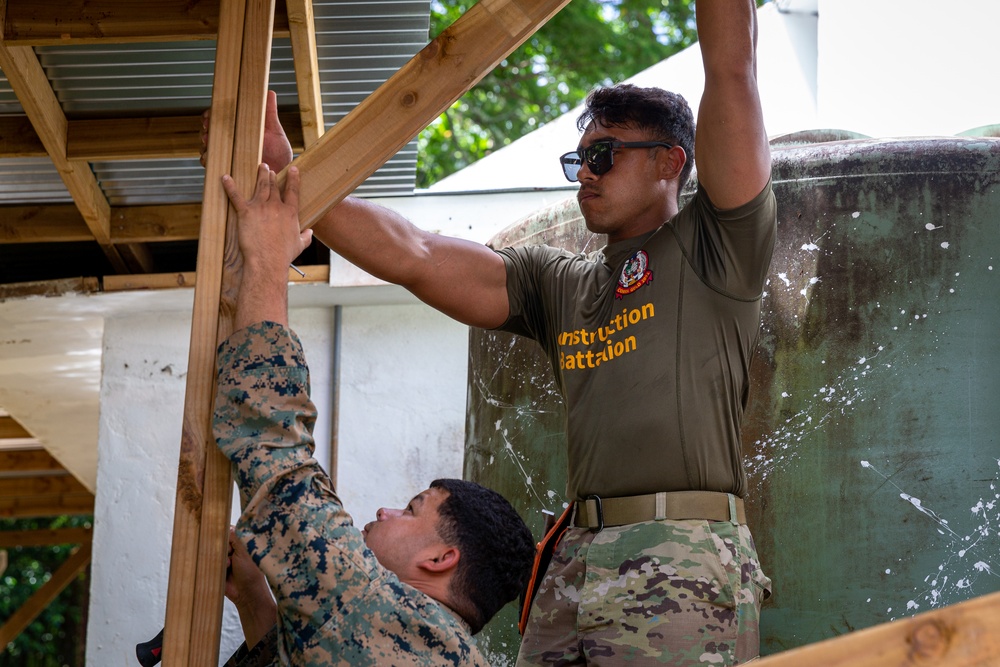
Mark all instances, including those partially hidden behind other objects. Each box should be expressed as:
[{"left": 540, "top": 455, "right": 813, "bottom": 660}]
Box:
[
  {"left": 200, "top": 108, "right": 211, "bottom": 168},
  {"left": 258, "top": 162, "right": 275, "bottom": 200},
  {"left": 223, "top": 164, "right": 272, "bottom": 210},
  {"left": 221, "top": 173, "right": 245, "bottom": 210},
  {"left": 265, "top": 90, "right": 281, "bottom": 127},
  {"left": 282, "top": 165, "right": 300, "bottom": 211}
]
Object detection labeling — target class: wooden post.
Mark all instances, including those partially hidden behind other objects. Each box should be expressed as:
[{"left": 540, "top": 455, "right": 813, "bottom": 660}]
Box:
[{"left": 162, "top": 0, "right": 275, "bottom": 665}]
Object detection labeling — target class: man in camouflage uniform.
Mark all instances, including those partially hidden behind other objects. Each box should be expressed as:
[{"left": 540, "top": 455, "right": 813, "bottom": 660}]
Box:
[{"left": 213, "top": 164, "right": 535, "bottom": 666}]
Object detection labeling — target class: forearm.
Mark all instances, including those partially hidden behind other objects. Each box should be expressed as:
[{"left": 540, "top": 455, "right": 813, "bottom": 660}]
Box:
[
  {"left": 697, "top": 0, "right": 758, "bottom": 78},
  {"left": 214, "top": 323, "right": 316, "bottom": 501},
  {"left": 235, "top": 263, "right": 289, "bottom": 331},
  {"left": 312, "top": 197, "right": 510, "bottom": 328},
  {"left": 234, "top": 594, "right": 277, "bottom": 649},
  {"left": 312, "top": 197, "right": 428, "bottom": 287},
  {"left": 694, "top": 0, "right": 770, "bottom": 209}
]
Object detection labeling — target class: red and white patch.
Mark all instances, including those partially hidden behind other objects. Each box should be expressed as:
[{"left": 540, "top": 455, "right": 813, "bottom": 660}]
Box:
[{"left": 615, "top": 250, "right": 653, "bottom": 299}]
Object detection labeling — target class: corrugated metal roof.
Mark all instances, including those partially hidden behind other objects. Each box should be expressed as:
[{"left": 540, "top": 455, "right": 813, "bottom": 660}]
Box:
[{"left": 0, "top": 0, "right": 430, "bottom": 206}]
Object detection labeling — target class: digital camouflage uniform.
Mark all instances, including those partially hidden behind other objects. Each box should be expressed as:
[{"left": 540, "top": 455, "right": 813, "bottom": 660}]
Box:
[
  {"left": 222, "top": 626, "right": 278, "bottom": 667},
  {"left": 214, "top": 322, "right": 489, "bottom": 667},
  {"left": 499, "top": 184, "right": 777, "bottom": 665}
]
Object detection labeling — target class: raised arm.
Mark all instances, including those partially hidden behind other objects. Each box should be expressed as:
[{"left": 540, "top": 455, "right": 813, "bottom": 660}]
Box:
[
  {"left": 695, "top": 0, "right": 771, "bottom": 209},
  {"left": 250, "top": 92, "right": 510, "bottom": 330},
  {"left": 311, "top": 199, "right": 510, "bottom": 329}
]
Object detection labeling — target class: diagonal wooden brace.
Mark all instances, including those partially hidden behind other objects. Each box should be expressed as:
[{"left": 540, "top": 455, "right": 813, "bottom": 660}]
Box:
[{"left": 286, "top": 0, "right": 575, "bottom": 230}]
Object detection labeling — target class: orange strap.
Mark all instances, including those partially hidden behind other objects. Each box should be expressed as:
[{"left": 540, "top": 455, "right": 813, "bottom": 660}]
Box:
[{"left": 518, "top": 504, "right": 573, "bottom": 634}]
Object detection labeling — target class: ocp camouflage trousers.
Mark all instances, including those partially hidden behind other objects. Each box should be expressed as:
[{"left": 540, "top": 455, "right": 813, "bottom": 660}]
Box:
[{"left": 516, "top": 519, "right": 771, "bottom": 666}]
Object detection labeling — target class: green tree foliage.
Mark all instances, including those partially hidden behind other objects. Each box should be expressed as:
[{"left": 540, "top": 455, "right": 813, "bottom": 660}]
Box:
[
  {"left": 0, "top": 516, "right": 92, "bottom": 667},
  {"left": 416, "top": 0, "right": 698, "bottom": 188}
]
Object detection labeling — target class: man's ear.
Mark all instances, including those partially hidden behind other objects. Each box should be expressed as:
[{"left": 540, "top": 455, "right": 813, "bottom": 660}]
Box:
[
  {"left": 418, "top": 547, "right": 460, "bottom": 574},
  {"left": 658, "top": 145, "right": 687, "bottom": 181}
]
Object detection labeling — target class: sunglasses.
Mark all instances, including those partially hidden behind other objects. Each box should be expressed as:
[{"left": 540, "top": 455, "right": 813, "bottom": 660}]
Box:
[{"left": 559, "top": 140, "right": 673, "bottom": 182}]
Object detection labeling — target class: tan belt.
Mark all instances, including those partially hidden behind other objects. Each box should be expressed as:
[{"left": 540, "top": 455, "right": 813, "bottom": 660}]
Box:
[{"left": 574, "top": 491, "right": 745, "bottom": 530}]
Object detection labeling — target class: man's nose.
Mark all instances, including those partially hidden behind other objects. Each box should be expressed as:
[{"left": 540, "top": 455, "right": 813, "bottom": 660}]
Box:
[
  {"left": 376, "top": 507, "right": 403, "bottom": 521},
  {"left": 577, "top": 160, "right": 597, "bottom": 182}
]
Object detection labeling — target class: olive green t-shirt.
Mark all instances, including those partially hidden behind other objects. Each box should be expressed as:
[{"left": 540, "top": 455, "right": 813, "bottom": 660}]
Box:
[{"left": 496, "top": 182, "right": 776, "bottom": 501}]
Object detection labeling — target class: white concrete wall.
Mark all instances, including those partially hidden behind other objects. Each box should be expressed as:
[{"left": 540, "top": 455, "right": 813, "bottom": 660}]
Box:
[
  {"left": 86, "top": 301, "right": 468, "bottom": 665},
  {"left": 336, "top": 304, "right": 471, "bottom": 525}
]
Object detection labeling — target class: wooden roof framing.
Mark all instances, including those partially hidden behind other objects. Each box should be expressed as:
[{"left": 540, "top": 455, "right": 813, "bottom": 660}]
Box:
[
  {"left": 0, "top": 415, "right": 95, "bottom": 519},
  {"left": 0, "top": 0, "right": 322, "bottom": 292}
]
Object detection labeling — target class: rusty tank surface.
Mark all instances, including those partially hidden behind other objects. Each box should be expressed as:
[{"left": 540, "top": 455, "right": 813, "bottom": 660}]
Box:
[{"left": 464, "top": 136, "right": 1000, "bottom": 662}]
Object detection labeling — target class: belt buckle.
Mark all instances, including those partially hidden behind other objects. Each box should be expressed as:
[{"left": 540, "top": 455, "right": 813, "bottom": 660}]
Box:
[{"left": 586, "top": 494, "right": 604, "bottom": 533}]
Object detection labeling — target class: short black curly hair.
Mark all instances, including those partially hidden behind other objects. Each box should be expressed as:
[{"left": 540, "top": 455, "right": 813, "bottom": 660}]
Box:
[
  {"left": 577, "top": 83, "right": 696, "bottom": 193},
  {"left": 429, "top": 478, "right": 535, "bottom": 634}
]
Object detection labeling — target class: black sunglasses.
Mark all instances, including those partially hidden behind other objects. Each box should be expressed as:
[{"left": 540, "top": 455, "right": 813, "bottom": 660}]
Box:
[{"left": 559, "top": 140, "right": 673, "bottom": 182}]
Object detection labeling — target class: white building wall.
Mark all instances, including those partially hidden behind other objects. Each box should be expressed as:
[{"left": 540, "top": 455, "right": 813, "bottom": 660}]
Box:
[{"left": 336, "top": 304, "right": 470, "bottom": 525}]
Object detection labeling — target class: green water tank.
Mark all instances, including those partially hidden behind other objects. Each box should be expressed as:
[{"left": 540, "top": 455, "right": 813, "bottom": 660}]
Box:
[{"left": 465, "top": 136, "right": 1000, "bottom": 662}]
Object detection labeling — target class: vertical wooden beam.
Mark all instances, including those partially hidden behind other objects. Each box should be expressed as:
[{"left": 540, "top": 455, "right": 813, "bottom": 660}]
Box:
[
  {"left": 286, "top": 0, "right": 325, "bottom": 147},
  {"left": 162, "top": 0, "right": 274, "bottom": 665}
]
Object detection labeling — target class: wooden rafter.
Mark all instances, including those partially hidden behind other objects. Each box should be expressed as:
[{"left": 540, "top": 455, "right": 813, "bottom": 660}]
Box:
[
  {"left": 102, "top": 264, "right": 328, "bottom": 292},
  {"left": 0, "top": 112, "right": 305, "bottom": 162},
  {"left": 0, "top": 116, "right": 46, "bottom": 156},
  {"left": 0, "top": 415, "right": 32, "bottom": 439},
  {"left": 0, "top": 205, "right": 94, "bottom": 244},
  {"left": 0, "top": 493, "right": 94, "bottom": 518},
  {"left": 286, "top": 0, "right": 325, "bottom": 148},
  {"left": 64, "top": 112, "right": 306, "bottom": 161},
  {"left": 0, "top": 43, "right": 146, "bottom": 273},
  {"left": 0, "top": 447, "right": 61, "bottom": 472},
  {"left": 286, "top": 0, "right": 575, "bottom": 230},
  {"left": 1, "top": 0, "right": 291, "bottom": 45},
  {"left": 0, "top": 527, "right": 93, "bottom": 548},
  {"left": 0, "top": 473, "right": 88, "bottom": 497}
]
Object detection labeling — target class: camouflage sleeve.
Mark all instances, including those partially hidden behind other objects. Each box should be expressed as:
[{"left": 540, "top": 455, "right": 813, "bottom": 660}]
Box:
[
  {"left": 221, "top": 625, "right": 278, "bottom": 667},
  {"left": 213, "top": 322, "right": 372, "bottom": 663},
  {"left": 214, "top": 321, "right": 317, "bottom": 507}
]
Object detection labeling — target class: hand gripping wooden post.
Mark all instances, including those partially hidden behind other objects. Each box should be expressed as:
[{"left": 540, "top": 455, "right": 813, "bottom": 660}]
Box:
[
  {"left": 164, "top": 0, "right": 573, "bottom": 663},
  {"left": 162, "top": 0, "right": 275, "bottom": 665}
]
